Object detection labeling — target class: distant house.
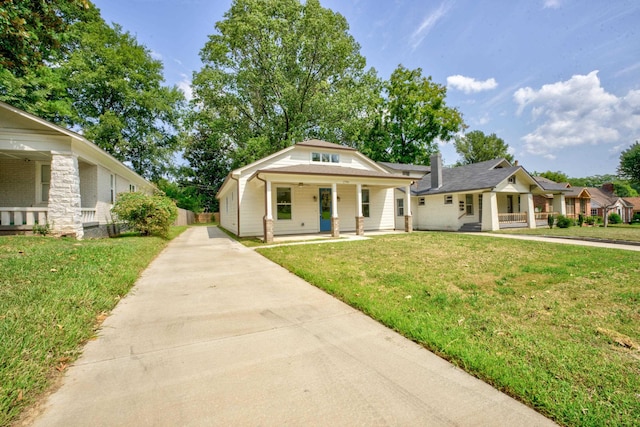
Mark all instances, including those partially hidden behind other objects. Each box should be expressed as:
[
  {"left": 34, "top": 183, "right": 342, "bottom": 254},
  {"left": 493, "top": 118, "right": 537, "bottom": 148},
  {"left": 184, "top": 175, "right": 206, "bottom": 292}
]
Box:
[
  {"left": 533, "top": 177, "right": 591, "bottom": 219},
  {"left": 398, "top": 155, "right": 565, "bottom": 232},
  {"left": 588, "top": 184, "right": 634, "bottom": 223},
  {"left": 623, "top": 197, "right": 640, "bottom": 219},
  {"left": 0, "top": 101, "right": 154, "bottom": 238}
]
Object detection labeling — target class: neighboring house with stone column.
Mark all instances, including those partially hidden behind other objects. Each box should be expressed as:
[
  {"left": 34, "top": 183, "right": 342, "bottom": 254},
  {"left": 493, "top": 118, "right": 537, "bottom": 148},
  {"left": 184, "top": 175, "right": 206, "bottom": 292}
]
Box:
[
  {"left": 216, "top": 139, "right": 414, "bottom": 243},
  {"left": 399, "top": 155, "right": 566, "bottom": 232},
  {"left": 0, "top": 101, "right": 154, "bottom": 239}
]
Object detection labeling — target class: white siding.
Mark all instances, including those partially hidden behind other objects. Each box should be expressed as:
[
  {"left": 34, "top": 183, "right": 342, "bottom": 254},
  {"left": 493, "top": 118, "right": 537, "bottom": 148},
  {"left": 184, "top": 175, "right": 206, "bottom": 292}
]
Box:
[{"left": 414, "top": 193, "right": 461, "bottom": 231}]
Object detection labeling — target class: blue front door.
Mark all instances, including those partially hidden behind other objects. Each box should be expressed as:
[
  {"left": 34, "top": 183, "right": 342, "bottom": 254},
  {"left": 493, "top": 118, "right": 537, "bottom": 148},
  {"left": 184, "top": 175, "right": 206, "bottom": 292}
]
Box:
[{"left": 319, "top": 188, "right": 331, "bottom": 231}]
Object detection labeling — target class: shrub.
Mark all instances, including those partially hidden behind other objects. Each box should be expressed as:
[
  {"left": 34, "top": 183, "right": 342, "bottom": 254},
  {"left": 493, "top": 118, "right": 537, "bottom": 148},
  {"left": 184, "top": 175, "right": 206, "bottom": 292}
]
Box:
[
  {"left": 577, "top": 213, "right": 584, "bottom": 227},
  {"left": 547, "top": 214, "right": 555, "bottom": 229},
  {"left": 608, "top": 212, "right": 622, "bottom": 224},
  {"left": 112, "top": 192, "right": 178, "bottom": 238},
  {"left": 631, "top": 212, "right": 640, "bottom": 224},
  {"left": 585, "top": 216, "right": 596, "bottom": 226},
  {"left": 556, "top": 214, "right": 572, "bottom": 228}
]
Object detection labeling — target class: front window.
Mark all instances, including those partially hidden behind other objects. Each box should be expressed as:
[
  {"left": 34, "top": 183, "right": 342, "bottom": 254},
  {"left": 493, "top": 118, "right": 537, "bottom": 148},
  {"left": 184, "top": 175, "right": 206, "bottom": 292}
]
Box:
[
  {"left": 466, "top": 194, "right": 474, "bottom": 215},
  {"left": 362, "top": 189, "right": 370, "bottom": 218},
  {"left": 396, "top": 198, "right": 404, "bottom": 216},
  {"left": 276, "top": 187, "right": 292, "bottom": 220},
  {"left": 566, "top": 198, "right": 575, "bottom": 215},
  {"left": 40, "top": 164, "right": 51, "bottom": 203}
]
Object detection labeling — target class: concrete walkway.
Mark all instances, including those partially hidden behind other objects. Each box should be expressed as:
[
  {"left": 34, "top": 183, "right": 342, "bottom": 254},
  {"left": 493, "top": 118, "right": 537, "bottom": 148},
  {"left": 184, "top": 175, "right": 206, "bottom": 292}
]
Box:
[{"left": 29, "top": 227, "right": 556, "bottom": 426}]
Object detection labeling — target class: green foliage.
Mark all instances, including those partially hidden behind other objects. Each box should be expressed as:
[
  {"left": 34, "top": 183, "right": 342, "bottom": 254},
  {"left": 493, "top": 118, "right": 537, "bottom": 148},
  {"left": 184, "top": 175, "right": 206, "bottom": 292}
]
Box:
[
  {"left": 618, "top": 141, "right": 640, "bottom": 184},
  {"left": 155, "top": 179, "right": 204, "bottom": 214},
  {"left": 538, "top": 170, "right": 569, "bottom": 183},
  {"left": 632, "top": 213, "right": 640, "bottom": 224},
  {"left": 191, "top": 0, "right": 373, "bottom": 169},
  {"left": 608, "top": 212, "right": 622, "bottom": 224},
  {"left": 585, "top": 216, "right": 597, "bottom": 225},
  {"left": 31, "top": 222, "right": 51, "bottom": 236},
  {"left": 547, "top": 214, "right": 555, "bottom": 229},
  {"left": 577, "top": 213, "right": 584, "bottom": 226},
  {"left": 454, "top": 130, "right": 513, "bottom": 165},
  {"left": 112, "top": 192, "right": 178, "bottom": 238},
  {"left": 555, "top": 214, "right": 572, "bottom": 228},
  {"left": 362, "top": 65, "right": 465, "bottom": 165},
  {"left": 568, "top": 174, "right": 618, "bottom": 187},
  {"left": 0, "top": 0, "right": 92, "bottom": 75},
  {"left": 612, "top": 180, "right": 638, "bottom": 197}
]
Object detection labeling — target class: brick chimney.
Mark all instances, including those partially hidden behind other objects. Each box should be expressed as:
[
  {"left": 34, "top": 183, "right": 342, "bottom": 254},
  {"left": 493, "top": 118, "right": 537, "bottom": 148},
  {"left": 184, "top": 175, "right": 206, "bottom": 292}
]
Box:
[
  {"left": 430, "top": 153, "right": 443, "bottom": 189},
  {"left": 602, "top": 183, "right": 614, "bottom": 195}
]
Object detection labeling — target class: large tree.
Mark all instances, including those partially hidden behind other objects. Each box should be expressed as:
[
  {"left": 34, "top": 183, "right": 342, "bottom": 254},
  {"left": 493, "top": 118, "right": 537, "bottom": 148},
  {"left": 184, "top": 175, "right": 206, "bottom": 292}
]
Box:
[
  {"left": 362, "top": 65, "right": 465, "bottom": 165},
  {"left": 618, "top": 141, "right": 640, "bottom": 184},
  {"left": 454, "top": 130, "right": 513, "bottom": 165},
  {"left": 190, "top": 0, "right": 376, "bottom": 169},
  {"left": 0, "top": 0, "right": 91, "bottom": 75},
  {"left": 62, "top": 20, "right": 184, "bottom": 179}
]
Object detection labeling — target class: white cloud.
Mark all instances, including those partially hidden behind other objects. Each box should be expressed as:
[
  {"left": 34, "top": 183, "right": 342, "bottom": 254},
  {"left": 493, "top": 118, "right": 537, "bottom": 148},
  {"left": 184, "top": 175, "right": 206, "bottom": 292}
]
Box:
[
  {"left": 513, "top": 71, "right": 640, "bottom": 157},
  {"left": 447, "top": 75, "right": 498, "bottom": 94},
  {"left": 177, "top": 74, "right": 193, "bottom": 102},
  {"left": 150, "top": 50, "right": 163, "bottom": 61},
  {"left": 411, "top": 2, "right": 452, "bottom": 50},
  {"left": 543, "top": 0, "right": 561, "bottom": 9}
]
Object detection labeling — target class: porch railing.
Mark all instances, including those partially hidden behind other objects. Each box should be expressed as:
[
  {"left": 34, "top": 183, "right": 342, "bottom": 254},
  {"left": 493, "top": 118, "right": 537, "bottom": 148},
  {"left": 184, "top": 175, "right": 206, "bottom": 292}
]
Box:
[
  {"left": 498, "top": 212, "right": 527, "bottom": 224},
  {"left": 0, "top": 207, "right": 97, "bottom": 226},
  {"left": 0, "top": 207, "right": 48, "bottom": 226}
]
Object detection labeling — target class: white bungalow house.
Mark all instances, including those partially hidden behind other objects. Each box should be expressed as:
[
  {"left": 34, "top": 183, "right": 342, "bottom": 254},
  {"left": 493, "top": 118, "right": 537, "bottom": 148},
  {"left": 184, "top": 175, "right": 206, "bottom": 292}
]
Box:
[
  {"left": 0, "top": 101, "right": 154, "bottom": 239},
  {"left": 391, "top": 154, "right": 568, "bottom": 232},
  {"left": 216, "top": 140, "right": 415, "bottom": 243}
]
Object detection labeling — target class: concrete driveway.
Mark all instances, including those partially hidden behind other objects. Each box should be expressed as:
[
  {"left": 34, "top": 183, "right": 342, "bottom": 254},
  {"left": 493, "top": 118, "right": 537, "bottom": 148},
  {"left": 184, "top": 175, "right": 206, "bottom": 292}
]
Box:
[{"left": 29, "top": 227, "right": 556, "bottom": 426}]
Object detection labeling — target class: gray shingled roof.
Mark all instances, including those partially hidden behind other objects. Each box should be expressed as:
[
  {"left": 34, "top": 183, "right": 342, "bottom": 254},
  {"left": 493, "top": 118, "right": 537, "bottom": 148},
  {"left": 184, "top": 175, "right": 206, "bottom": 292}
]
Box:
[
  {"left": 295, "top": 139, "right": 356, "bottom": 151},
  {"left": 378, "top": 162, "right": 431, "bottom": 173},
  {"left": 413, "top": 158, "right": 529, "bottom": 195},
  {"left": 533, "top": 176, "right": 572, "bottom": 192}
]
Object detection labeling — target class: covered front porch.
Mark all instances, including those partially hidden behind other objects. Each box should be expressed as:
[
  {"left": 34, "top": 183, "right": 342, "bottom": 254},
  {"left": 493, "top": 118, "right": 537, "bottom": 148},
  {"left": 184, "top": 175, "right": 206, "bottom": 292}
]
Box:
[
  {"left": 0, "top": 149, "right": 99, "bottom": 238},
  {"left": 482, "top": 191, "right": 566, "bottom": 230},
  {"left": 252, "top": 166, "right": 414, "bottom": 243}
]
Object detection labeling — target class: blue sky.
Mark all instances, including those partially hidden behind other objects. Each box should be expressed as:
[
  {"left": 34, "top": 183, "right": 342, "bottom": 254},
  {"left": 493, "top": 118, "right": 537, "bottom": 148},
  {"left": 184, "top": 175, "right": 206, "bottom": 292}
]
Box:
[{"left": 92, "top": 0, "right": 640, "bottom": 178}]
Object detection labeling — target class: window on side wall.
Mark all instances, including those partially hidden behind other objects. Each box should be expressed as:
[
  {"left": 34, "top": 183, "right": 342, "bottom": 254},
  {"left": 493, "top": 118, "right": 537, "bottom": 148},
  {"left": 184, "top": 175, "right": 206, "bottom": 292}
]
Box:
[
  {"left": 276, "top": 187, "right": 292, "bottom": 220},
  {"left": 444, "top": 195, "right": 453, "bottom": 205},
  {"left": 466, "top": 194, "right": 474, "bottom": 215},
  {"left": 129, "top": 184, "right": 136, "bottom": 192},
  {"left": 40, "top": 163, "right": 51, "bottom": 203},
  {"left": 418, "top": 197, "right": 425, "bottom": 206},
  {"left": 396, "top": 198, "right": 404, "bottom": 216},
  {"left": 362, "top": 189, "right": 370, "bottom": 218}
]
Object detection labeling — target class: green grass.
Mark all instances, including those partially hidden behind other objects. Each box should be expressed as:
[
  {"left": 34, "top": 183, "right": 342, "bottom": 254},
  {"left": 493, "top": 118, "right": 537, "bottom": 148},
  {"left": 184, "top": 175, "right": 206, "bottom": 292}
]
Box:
[
  {"left": 258, "top": 232, "right": 640, "bottom": 427},
  {"left": 498, "top": 224, "right": 640, "bottom": 242},
  {"left": 0, "top": 227, "right": 186, "bottom": 426}
]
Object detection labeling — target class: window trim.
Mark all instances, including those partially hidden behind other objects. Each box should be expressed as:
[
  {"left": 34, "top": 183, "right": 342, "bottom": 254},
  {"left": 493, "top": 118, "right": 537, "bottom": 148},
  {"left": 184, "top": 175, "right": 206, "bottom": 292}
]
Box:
[
  {"left": 276, "top": 186, "right": 292, "bottom": 220},
  {"left": 361, "top": 188, "right": 370, "bottom": 218},
  {"left": 396, "top": 198, "right": 404, "bottom": 216}
]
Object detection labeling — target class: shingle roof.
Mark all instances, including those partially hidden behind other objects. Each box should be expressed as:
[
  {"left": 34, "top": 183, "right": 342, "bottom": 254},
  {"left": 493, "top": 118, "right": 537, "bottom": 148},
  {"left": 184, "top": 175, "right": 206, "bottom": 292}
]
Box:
[
  {"left": 623, "top": 197, "right": 640, "bottom": 210},
  {"left": 378, "top": 162, "right": 431, "bottom": 173},
  {"left": 587, "top": 187, "right": 617, "bottom": 207},
  {"left": 414, "top": 158, "right": 524, "bottom": 195},
  {"left": 295, "top": 139, "right": 356, "bottom": 151},
  {"left": 533, "top": 176, "right": 571, "bottom": 191}
]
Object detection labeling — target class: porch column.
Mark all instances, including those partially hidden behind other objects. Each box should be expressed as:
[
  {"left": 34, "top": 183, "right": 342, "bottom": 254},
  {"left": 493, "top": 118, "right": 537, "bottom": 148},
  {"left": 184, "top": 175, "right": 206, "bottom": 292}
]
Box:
[
  {"left": 47, "top": 153, "right": 83, "bottom": 239},
  {"left": 483, "top": 192, "right": 499, "bottom": 231},
  {"left": 525, "top": 193, "right": 536, "bottom": 229},
  {"left": 263, "top": 179, "right": 273, "bottom": 243},
  {"left": 552, "top": 194, "right": 566, "bottom": 215},
  {"left": 355, "top": 183, "right": 364, "bottom": 236},
  {"left": 331, "top": 182, "right": 339, "bottom": 237},
  {"left": 404, "top": 184, "right": 412, "bottom": 232}
]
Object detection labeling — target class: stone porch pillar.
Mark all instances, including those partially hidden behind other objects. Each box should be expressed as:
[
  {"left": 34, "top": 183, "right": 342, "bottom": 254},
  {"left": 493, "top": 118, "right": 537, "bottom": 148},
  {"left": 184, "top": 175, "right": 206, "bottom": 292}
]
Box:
[
  {"left": 48, "top": 153, "right": 83, "bottom": 239},
  {"left": 263, "top": 179, "right": 273, "bottom": 243},
  {"left": 404, "top": 184, "right": 412, "bottom": 233},
  {"left": 331, "top": 183, "right": 339, "bottom": 238},
  {"left": 355, "top": 183, "right": 364, "bottom": 236}
]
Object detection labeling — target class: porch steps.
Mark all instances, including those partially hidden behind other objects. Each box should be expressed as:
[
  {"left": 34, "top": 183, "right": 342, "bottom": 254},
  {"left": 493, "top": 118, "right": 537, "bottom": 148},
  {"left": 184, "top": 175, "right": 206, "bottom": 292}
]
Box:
[{"left": 459, "top": 222, "right": 482, "bottom": 232}]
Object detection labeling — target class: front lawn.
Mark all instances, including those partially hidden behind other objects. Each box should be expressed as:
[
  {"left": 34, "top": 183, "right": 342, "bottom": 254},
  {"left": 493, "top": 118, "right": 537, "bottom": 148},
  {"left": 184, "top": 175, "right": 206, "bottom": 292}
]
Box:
[
  {"left": 258, "top": 232, "right": 640, "bottom": 427},
  {"left": 0, "top": 228, "right": 186, "bottom": 426},
  {"left": 497, "top": 224, "right": 640, "bottom": 242}
]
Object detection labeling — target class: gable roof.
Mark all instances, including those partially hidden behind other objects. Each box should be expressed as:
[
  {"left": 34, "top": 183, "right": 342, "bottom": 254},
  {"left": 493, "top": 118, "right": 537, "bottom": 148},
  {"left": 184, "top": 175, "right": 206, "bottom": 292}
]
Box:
[
  {"left": 587, "top": 187, "right": 634, "bottom": 208},
  {"left": 623, "top": 197, "right": 640, "bottom": 210},
  {"left": 378, "top": 162, "right": 431, "bottom": 173},
  {"left": 294, "top": 139, "right": 356, "bottom": 151},
  {"left": 413, "top": 158, "right": 540, "bottom": 195}
]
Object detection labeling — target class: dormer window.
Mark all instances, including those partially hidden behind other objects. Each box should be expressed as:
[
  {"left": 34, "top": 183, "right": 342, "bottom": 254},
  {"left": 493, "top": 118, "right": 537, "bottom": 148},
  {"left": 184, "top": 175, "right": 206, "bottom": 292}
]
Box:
[{"left": 312, "top": 152, "right": 340, "bottom": 163}]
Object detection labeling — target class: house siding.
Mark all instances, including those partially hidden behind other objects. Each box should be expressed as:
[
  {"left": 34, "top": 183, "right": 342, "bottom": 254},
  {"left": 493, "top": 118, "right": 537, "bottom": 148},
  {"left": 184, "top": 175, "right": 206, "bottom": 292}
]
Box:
[
  {"left": 0, "top": 158, "right": 35, "bottom": 206},
  {"left": 413, "top": 193, "right": 461, "bottom": 231}
]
